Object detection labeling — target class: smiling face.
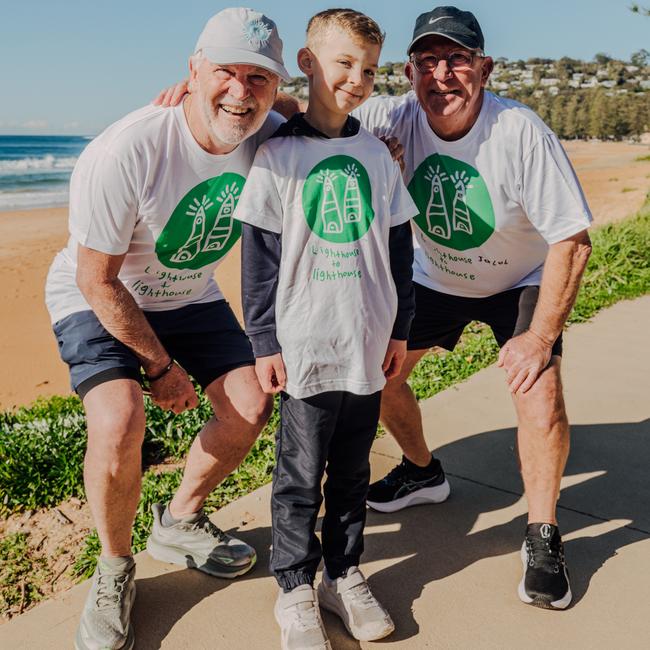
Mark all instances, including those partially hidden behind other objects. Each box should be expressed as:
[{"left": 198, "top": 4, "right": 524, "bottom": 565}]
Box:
[
  {"left": 300, "top": 29, "right": 380, "bottom": 118},
  {"left": 187, "top": 57, "right": 279, "bottom": 154},
  {"left": 406, "top": 35, "right": 493, "bottom": 140}
]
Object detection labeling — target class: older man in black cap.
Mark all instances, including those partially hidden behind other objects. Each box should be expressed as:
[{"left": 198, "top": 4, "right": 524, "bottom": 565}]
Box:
[{"left": 357, "top": 6, "right": 592, "bottom": 611}]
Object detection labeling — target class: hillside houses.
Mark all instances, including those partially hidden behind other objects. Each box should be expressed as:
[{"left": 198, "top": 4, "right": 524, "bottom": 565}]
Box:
[
  {"left": 280, "top": 54, "right": 650, "bottom": 100},
  {"left": 488, "top": 55, "right": 650, "bottom": 96}
]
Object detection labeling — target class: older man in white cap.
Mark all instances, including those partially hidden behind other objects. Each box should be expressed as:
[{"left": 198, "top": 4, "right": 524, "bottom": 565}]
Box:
[{"left": 45, "top": 8, "right": 288, "bottom": 650}]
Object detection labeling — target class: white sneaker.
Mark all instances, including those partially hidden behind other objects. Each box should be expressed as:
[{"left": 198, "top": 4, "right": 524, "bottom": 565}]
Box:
[
  {"left": 318, "top": 567, "right": 394, "bottom": 641},
  {"left": 274, "top": 585, "right": 331, "bottom": 650}
]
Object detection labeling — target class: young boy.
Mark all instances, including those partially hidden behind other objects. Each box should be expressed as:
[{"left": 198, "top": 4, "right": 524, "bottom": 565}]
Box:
[{"left": 234, "top": 9, "right": 418, "bottom": 649}]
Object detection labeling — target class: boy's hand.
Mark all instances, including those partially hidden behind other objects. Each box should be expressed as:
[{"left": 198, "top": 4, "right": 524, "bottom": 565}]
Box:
[
  {"left": 379, "top": 136, "right": 405, "bottom": 173},
  {"left": 255, "top": 353, "right": 287, "bottom": 394},
  {"left": 152, "top": 79, "right": 189, "bottom": 107},
  {"left": 382, "top": 338, "right": 407, "bottom": 380}
]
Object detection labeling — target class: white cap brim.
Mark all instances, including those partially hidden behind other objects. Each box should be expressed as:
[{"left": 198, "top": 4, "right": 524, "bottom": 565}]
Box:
[{"left": 200, "top": 47, "right": 290, "bottom": 81}]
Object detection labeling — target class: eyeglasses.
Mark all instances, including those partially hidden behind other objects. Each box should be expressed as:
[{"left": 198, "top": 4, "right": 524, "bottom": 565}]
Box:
[{"left": 409, "top": 50, "right": 482, "bottom": 74}]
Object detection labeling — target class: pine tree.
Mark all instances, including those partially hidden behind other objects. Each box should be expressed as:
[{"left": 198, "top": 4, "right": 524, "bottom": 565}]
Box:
[
  {"left": 550, "top": 95, "right": 566, "bottom": 137},
  {"left": 564, "top": 94, "right": 580, "bottom": 139}
]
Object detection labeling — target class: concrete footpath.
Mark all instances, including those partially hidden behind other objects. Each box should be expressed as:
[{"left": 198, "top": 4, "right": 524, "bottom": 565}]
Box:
[{"left": 2, "top": 296, "right": 649, "bottom": 649}]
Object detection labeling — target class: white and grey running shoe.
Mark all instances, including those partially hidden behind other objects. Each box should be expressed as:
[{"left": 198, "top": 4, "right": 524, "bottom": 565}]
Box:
[
  {"left": 318, "top": 567, "right": 394, "bottom": 641},
  {"left": 146, "top": 503, "right": 256, "bottom": 578},
  {"left": 367, "top": 454, "right": 450, "bottom": 513},
  {"left": 519, "top": 523, "right": 572, "bottom": 610},
  {"left": 274, "top": 584, "right": 331, "bottom": 650},
  {"left": 75, "top": 556, "right": 136, "bottom": 650}
]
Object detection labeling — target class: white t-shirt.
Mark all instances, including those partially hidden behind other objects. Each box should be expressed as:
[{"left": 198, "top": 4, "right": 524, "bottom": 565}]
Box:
[
  {"left": 46, "top": 103, "right": 283, "bottom": 323},
  {"left": 355, "top": 91, "right": 592, "bottom": 297},
  {"left": 234, "top": 129, "right": 418, "bottom": 398}
]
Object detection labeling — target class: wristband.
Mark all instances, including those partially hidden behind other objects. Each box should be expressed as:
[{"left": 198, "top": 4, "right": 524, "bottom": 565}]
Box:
[{"left": 145, "top": 359, "right": 174, "bottom": 383}]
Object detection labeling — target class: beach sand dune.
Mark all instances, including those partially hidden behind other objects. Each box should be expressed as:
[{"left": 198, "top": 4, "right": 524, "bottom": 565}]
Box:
[{"left": 1, "top": 141, "right": 648, "bottom": 409}]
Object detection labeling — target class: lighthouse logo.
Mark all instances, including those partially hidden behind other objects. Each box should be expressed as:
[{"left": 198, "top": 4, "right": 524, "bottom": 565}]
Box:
[
  {"left": 303, "top": 156, "right": 374, "bottom": 243},
  {"left": 408, "top": 154, "right": 495, "bottom": 251},
  {"left": 156, "top": 173, "right": 244, "bottom": 269}
]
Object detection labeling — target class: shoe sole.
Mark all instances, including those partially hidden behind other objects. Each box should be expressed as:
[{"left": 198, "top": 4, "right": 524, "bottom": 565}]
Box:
[
  {"left": 366, "top": 478, "right": 451, "bottom": 513},
  {"left": 518, "top": 543, "right": 572, "bottom": 610},
  {"left": 317, "top": 584, "right": 395, "bottom": 642},
  {"left": 146, "top": 537, "right": 256, "bottom": 579},
  {"left": 75, "top": 625, "right": 134, "bottom": 650}
]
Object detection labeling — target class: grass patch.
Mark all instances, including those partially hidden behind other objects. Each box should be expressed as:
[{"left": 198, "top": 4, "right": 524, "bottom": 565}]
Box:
[
  {"left": 621, "top": 187, "right": 636, "bottom": 193},
  {"left": 0, "top": 532, "right": 49, "bottom": 618},
  {"left": 568, "top": 207, "right": 650, "bottom": 323},
  {"left": 0, "top": 396, "right": 87, "bottom": 515},
  {"left": 635, "top": 154, "right": 650, "bottom": 162},
  {"left": 0, "top": 388, "right": 274, "bottom": 517}
]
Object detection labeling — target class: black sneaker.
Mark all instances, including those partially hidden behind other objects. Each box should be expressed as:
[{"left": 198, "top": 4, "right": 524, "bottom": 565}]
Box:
[
  {"left": 366, "top": 455, "right": 450, "bottom": 513},
  {"left": 518, "top": 523, "right": 572, "bottom": 610}
]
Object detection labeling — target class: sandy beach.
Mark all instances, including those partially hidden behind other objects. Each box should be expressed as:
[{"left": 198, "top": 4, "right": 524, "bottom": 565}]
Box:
[{"left": 1, "top": 140, "right": 648, "bottom": 410}]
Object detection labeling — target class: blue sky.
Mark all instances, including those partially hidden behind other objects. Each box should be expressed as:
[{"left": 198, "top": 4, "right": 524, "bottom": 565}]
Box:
[{"left": 1, "top": 0, "right": 647, "bottom": 135}]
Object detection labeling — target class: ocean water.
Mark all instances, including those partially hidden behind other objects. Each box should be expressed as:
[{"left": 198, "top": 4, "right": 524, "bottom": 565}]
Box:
[{"left": 0, "top": 135, "right": 92, "bottom": 211}]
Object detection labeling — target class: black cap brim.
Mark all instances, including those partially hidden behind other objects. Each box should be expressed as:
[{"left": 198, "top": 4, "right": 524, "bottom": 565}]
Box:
[{"left": 407, "top": 31, "right": 483, "bottom": 55}]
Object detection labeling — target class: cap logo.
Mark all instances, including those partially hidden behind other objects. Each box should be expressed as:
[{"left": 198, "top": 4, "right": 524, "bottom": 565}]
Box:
[
  {"left": 429, "top": 15, "right": 454, "bottom": 24},
  {"left": 242, "top": 18, "right": 272, "bottom": 47}
]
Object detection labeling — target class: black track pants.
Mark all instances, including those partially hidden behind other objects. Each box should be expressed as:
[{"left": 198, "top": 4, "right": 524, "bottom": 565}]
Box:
[{"left": 270, "top": 390, "right": 381, "bottom": 591}]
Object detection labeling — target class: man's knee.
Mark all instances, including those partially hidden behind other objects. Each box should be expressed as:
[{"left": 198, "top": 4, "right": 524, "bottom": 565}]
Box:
[
  {"left": 84, "top": 382, "right": 145, "bottom": 459},
  {"left": 209, "top": 367, "right": 273, "bottom": 429},
  {"left": 239, "top": 391, "right": 273, "bottom": 429},
  {"left": 516, "top": 371, "right": 568, "bottom": 434}
]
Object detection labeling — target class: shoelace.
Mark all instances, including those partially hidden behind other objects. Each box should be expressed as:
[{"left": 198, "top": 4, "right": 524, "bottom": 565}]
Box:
[
  {"left": 525, "top": 536, "right": 565, "bottom": 574},
  {"left": 381, "top": 460, "right": 410, "bottom": 485},
  {"left": 95, "top": 572, "right": 128, "bottom": 609},
  {"left": 344, "top": 582, "right": 378, "bottom": 610},
  {"left": 290, "top": 602, "right": 321, "bottom": 631},
  {"left": 182, "top": 513, "right": 227, "bottom": 543}
]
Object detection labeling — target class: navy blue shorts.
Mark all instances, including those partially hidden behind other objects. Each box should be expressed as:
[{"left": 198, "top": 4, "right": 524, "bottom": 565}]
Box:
[
  {"left": 408, "top": 284, "right": 563, "bottom": 356},
  {"left": 52, "top": 300, "right": 254, "bottom": 401}
]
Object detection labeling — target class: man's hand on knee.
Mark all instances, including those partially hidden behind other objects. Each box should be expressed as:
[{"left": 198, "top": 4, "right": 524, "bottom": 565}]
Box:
[
  {"left": 498, "top": 330, "right": 552, "bottom": 395},
  {"left": 149, "top": 363, "right": 199, "bottom": 413}
]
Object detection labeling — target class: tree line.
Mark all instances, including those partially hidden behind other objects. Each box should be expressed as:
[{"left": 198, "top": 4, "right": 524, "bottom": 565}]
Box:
[{"left": 506, "top": 87, "right": 650, "bottom": 140}]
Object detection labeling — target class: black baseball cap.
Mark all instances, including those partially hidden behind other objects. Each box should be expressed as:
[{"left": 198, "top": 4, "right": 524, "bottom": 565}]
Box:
[{"left": 407, "top": 6, "right": 485, "bottom": 55}]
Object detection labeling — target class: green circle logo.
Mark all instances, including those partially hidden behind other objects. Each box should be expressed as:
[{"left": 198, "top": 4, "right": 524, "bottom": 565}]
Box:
[
  {"left": 302, "top": 155, "right": 374, "bottom": 243},
  {"left": 155, "top": 173, "right": 244, "bottom": 269},
  {"left": 408, "top": 154, "right": 495, "bottom": 251}
]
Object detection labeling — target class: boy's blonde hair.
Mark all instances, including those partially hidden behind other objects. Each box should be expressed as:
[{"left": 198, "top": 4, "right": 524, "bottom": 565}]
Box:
[{"left": 306, "top": 8, "right": 385, "bottom": 49}]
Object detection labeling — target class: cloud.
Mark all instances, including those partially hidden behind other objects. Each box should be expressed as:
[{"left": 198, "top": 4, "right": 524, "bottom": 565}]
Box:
[{"left": 22, "top": 119, "right": 49, "bottom": 129}]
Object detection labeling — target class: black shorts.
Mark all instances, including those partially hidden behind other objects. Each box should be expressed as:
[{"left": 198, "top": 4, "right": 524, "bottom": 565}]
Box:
[
  {"left": 408, "top": 284, "right": 563, "bottom": 356},
  {"left": 52, "top": 300, "right": 255, "bottom": 401}
]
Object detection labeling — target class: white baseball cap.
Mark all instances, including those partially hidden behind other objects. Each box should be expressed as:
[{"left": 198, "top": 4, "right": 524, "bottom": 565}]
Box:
[{"left": 194, "top": 7, "right": 290, "bottom": 81}]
